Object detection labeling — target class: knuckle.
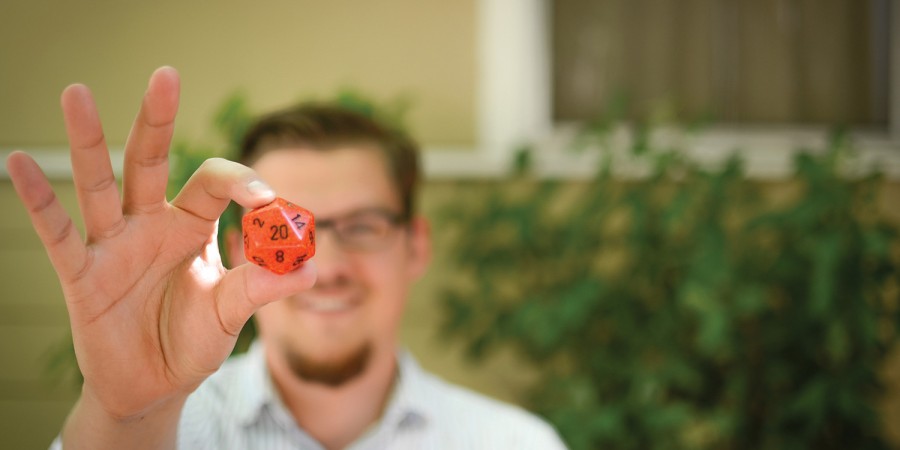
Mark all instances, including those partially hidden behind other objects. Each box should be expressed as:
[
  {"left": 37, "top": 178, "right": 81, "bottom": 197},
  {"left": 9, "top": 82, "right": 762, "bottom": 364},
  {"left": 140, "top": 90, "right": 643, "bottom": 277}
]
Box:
[
  {"left": 198, "top": 157, "right": 243, "bottom": 178},
  {"left": 84, "top": 174, "right": 117, "bottom": 193},
  {"left": 197, "top": 157, "right": 221, "bottom": 172},
  {"left": 133, "top": 152, "right": 169, "bottom": 169},
  {"left": 48, "top": 219, "right": 77, "bottom": 247}
]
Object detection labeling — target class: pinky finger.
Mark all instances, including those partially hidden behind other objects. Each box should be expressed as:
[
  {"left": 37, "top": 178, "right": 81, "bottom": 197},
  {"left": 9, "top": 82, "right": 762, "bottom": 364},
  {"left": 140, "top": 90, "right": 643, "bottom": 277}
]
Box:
[{"left": 6, "top": 151, "right": 90, "bottom": 283}]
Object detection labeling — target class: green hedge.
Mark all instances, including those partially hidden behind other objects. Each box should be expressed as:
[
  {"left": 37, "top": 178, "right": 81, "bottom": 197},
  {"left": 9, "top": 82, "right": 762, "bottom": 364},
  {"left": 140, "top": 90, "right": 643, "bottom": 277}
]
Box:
[{"left": 438, "top": 126, "right": 900, "bottom": 449}]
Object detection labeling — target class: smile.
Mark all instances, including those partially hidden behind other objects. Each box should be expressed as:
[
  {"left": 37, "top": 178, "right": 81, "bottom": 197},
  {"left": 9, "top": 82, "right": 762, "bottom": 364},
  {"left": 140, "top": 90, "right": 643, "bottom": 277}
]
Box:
[{"left": 293, "top": 296, "right": 359, "bottom": 313}]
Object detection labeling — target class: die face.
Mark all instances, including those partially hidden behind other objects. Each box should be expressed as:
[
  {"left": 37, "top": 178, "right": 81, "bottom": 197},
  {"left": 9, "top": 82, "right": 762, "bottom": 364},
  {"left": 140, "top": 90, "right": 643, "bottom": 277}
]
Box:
[
  {"left": 242, "top": 198, "right": 316, "bottom": 274},
  {"left": 246, "top": 246, "right": 313, "bottom": 275}
]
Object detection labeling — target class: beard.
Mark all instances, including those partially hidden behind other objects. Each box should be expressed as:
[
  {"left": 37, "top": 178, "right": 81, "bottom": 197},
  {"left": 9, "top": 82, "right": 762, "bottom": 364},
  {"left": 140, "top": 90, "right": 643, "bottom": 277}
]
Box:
[{"left": 283, "top": 341, "right": 373, "bottom": 387}]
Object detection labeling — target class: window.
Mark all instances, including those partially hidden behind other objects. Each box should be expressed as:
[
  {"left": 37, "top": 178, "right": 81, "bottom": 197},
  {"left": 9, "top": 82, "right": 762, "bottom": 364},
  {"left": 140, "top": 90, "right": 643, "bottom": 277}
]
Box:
[
  {"left": 552, "top": 0, "right": 890, "bottom": 128},
  {"left": 448, "top": 0, "right": 899, "bottom": 180}
]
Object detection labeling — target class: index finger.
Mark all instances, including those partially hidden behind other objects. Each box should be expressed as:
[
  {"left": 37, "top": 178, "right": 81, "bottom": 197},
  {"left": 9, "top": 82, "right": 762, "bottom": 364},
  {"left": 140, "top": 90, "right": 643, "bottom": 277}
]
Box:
[{"left": 171, "top": 158, "right": 276, "bottom": 223}]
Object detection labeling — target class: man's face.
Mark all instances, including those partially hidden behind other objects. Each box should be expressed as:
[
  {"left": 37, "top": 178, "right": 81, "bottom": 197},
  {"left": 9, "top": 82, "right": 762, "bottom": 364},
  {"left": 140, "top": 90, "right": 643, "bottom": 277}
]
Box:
[{"left": 236, "top": 146, "right": 430, "bottom": 385}]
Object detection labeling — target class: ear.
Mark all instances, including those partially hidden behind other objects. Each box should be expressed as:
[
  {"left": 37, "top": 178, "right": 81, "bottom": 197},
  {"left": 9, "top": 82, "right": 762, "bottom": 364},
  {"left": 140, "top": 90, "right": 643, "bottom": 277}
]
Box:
[
  {"left": 405, "top": 216, "right": 432, "bottom": 281},
  {"left": 224, "top": 227, "right": 248, "bottom": 269}
]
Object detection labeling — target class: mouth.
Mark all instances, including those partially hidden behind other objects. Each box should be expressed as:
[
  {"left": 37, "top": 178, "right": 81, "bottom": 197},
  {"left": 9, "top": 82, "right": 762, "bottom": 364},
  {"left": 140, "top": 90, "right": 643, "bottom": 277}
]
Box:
[{"left": 291, "top": 295, "right": 360, "bottom": 314}]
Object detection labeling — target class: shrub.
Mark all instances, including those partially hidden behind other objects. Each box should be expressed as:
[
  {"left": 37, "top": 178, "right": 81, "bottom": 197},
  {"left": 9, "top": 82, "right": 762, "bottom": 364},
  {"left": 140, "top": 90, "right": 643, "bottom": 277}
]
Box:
[{"left": 438, "top": 125, "right": 900, "bottom": 449}]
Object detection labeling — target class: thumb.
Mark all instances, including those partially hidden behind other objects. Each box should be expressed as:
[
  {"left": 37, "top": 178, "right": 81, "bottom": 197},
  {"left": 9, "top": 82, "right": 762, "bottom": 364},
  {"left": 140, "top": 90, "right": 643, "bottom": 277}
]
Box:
[{"left": 214, "top": 260, "right": 317, "bottom": 335}]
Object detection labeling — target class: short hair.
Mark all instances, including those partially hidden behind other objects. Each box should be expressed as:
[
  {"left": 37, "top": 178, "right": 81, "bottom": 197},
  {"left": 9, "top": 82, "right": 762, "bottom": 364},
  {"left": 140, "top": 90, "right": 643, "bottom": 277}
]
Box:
[{"left": 238, "top": 104, "right": 421, "bottom": 220}]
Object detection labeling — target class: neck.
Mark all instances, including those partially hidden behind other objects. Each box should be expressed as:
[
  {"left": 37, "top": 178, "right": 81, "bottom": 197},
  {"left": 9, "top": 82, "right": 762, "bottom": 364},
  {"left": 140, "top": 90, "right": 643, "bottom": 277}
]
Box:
[{"left": 265, "top": 345, "right": 398, "bottom": 450}]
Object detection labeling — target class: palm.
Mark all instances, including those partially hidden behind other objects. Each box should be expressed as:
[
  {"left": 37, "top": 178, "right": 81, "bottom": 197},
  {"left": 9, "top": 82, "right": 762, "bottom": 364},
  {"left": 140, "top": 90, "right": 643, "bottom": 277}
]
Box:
[
  {"left": 6, "top": 67, "right": 315, "bottom": 419},
  {"left": 65, "top": 208, "right": 224, "bottom": 415}
]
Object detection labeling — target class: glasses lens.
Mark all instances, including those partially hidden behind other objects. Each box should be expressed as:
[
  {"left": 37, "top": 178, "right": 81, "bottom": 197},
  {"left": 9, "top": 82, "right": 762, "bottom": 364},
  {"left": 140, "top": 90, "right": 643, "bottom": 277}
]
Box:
[{"left": 333, "top": 210, "right": 402, "bottom": 251}]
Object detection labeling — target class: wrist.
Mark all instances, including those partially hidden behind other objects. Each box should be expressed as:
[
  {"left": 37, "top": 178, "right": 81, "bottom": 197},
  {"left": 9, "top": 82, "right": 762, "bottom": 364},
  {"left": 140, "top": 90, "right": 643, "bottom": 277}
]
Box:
[{"left": 62, "top": 387, "right": 187, "bottom": 450}]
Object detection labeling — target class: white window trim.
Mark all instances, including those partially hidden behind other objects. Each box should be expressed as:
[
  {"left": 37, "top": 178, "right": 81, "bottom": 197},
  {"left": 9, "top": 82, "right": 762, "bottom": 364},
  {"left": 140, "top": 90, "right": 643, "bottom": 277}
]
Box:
[{"left": 3, "top": 0, "right": 898, "bottom": 180}]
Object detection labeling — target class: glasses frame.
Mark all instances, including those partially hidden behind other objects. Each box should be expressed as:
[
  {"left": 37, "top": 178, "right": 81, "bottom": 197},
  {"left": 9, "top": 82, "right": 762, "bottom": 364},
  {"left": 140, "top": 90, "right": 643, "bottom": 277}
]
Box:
[{"left": 314, "top": 207, "right": 407, "bottom": 253}]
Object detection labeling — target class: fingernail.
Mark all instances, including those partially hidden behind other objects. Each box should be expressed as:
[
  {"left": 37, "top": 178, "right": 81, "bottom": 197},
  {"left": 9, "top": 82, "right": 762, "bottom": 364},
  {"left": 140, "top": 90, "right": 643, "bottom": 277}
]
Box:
[{"left": 247, "top": 180, "right": 273, "bottom": 196}]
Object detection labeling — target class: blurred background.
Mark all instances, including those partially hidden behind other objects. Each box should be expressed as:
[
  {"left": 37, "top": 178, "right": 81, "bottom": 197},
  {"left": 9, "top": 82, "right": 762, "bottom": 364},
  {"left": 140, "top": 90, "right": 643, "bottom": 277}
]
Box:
[{"left": 1, "top": 0, "right": 899, "bottom": 449}]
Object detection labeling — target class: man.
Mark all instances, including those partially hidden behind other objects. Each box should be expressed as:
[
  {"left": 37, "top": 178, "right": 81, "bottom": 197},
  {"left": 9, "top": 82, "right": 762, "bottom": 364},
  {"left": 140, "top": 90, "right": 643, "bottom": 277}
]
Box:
[{"left": 7, "top": 67, "right": 566, "bottom": 449}]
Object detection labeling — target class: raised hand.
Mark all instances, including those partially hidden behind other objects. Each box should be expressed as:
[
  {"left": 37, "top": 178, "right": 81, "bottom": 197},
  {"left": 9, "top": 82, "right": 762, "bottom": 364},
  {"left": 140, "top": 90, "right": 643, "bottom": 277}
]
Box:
[{"left": 6, "top": 67, "right": 316, "bottom": 446}]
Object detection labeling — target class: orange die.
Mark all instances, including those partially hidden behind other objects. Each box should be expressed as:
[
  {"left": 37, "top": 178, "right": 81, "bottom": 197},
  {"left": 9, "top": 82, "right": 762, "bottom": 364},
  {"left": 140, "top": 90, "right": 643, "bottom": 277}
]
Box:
[{"left": 242, "top": 198, "right": 316, "bottom": 275}]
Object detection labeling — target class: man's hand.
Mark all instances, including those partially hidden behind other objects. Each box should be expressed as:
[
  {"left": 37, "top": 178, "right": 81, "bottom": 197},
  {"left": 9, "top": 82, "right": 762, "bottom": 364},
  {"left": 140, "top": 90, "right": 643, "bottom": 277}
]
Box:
[{"left": 6, "top": 67, "right": 316, "bottom": 448}]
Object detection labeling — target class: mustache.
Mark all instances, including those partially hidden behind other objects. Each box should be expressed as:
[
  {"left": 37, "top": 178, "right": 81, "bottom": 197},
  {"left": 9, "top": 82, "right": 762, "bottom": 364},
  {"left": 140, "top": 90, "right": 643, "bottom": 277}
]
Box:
[{"left": 310, "top": 273, "right": 355, "bottom": 290}]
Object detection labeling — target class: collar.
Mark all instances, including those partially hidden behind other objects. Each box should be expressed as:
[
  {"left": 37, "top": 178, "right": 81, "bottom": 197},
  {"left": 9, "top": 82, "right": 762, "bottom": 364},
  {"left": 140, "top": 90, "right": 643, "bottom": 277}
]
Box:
[
  {"left": 378, "top": 350, "right": 434, "bottom": 431},
  {"left": 227, "top": 340, "right": 281, "bottom": 427}
]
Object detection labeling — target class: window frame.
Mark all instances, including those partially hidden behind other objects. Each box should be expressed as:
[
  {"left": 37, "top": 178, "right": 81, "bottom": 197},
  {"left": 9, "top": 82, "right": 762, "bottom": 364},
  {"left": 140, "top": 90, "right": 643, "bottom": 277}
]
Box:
[{"left": 426, "top": 0, "right": 900, "bottom": 180}]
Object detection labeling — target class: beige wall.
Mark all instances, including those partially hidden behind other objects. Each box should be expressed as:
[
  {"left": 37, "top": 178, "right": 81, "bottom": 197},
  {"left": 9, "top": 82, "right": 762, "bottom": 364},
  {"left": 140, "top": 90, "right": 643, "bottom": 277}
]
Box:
[
  {"left": 0, "top": 0, "right": 477, "bottom": 149},
  {"left": 0, "top": 181, "right": 78, "bottom": 449}
]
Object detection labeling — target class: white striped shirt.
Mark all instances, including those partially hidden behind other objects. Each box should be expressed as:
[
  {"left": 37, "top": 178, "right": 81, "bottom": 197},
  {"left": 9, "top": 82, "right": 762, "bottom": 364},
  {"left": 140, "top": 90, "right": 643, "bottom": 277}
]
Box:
[{"left": 51, "top": 342, "right": 567, "bottom": 449}]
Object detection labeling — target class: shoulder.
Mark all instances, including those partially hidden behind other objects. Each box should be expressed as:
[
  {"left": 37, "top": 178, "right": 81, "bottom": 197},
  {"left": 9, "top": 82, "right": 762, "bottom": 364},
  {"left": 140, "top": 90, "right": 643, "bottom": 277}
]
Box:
[
  {"left": 409, "top": 363, "right": 567, "bottom": 449},
  {"left": 184, "top": 350, "right": 251, "bottom": 410},
  {"left": 178, "top": 350, "right": 260, "bottom": 448}
]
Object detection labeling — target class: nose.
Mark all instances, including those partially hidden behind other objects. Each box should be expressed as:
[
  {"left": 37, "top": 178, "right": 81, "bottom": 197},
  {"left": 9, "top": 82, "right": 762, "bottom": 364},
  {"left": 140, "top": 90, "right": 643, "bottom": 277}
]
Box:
[{"left": 310, "top": 227, "right": 352, "bottom": 287}]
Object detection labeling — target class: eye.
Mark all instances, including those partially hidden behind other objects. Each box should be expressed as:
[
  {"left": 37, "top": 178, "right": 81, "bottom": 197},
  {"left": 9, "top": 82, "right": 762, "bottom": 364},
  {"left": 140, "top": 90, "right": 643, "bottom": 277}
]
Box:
[{"left": 341, "top": 219, "right": 384, "bottom": 238}]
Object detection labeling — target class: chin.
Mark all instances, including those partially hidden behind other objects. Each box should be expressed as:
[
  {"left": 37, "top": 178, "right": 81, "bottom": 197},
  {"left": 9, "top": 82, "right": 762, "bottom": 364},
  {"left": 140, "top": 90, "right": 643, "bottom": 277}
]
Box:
[{"left": 283, "top": 339, "right": 373, "bottom": 387}]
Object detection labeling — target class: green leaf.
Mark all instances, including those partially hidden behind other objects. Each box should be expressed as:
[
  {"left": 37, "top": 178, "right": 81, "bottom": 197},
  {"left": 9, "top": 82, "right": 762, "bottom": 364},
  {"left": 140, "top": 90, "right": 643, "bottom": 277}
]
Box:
[{"left": 809, "top": 233, "right": 843, "bottom": 317}]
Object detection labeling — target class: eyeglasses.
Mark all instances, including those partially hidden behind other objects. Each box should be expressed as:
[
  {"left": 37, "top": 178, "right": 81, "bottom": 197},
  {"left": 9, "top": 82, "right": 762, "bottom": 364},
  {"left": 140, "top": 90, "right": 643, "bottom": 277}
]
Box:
[{"left": 315, "top": 208, "right": 406, "bottom": 252}]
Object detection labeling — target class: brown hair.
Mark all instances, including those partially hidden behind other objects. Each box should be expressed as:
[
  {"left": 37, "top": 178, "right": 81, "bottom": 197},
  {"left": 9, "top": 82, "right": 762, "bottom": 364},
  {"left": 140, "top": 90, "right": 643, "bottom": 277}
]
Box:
[{"left": 238, "top": 104, "right": 421, "bottom": 220}]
